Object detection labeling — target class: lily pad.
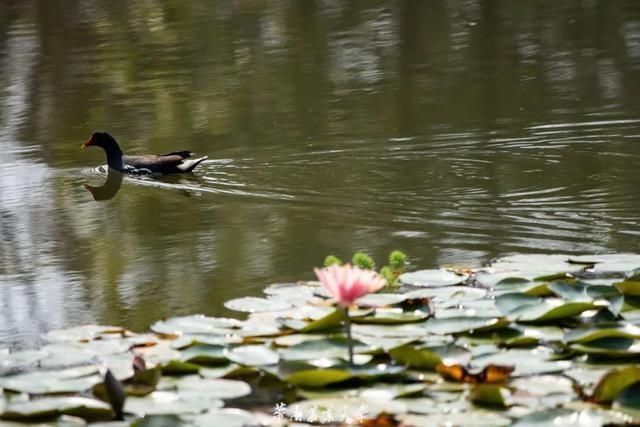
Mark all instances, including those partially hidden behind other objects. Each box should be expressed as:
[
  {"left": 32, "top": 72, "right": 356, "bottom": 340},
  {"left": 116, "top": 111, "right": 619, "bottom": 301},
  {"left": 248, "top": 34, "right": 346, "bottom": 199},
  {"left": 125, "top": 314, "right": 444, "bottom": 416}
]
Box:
[
  {"left": 564, "top": 324, "right": 640, "bottom": 344},
  {"left": 495, "top": 293, "right": 597, "bottom": 322},
  {"left": 1, "top": 397, "right": 112, "bottom": 421},
  {"left": 400, "top": 269, "right": 466, "bottom": 287},
  {"left": 571, "top": 337, "right": 640, "bottom": 357},
  {"left": 356, "top": 293, "right": 408, "bottom": 307},
  {"left": 179, "top": 344, "right": 227, "bottom": 366},
  {"left": 150, "top": 315, "right": 242, "bottom": 336},
  {"left": 175, "top": 376, "right": 251, "bottom": 399},
  {"left": 473, "top": 348, "right": 571, "bottom": 376},
  {"left": 423, "top": 316, "right": 510, "bottom": 335},
  {"left": 489, "top": 254, "right": 583, "bottom": 275},
  {"left": 511, "top": 408, "right": 611, "bottom": 427},
  {"left": 614, "top": 280, "right": 640, "bottom": 296},
  {"left": 389, "top": 345, "right": 442, "bottom": 370},
  {"left": 183, "top": 408, "right": 257, "bottom": 427},
  {"left": 124, "top": 391, "right": 223, "bottom": 416},
  {"left": 224, "top": 297, "right": 291, "bottom": 313},
  {"left": 0, "top": 366, "right": 102, "bottom": 394},
  {"left": 280, "top": 337, "right": 368, "bottom": 362},
  {"left": 612, "top": 381, "right": 640, "bottom": 420},
  {"left": 224, "top": 345, "right": 279, "bottom": 366},
  {"left": 469, "top": 384, "right": 511, "bottom": 408},
  {"left": 591, "top": 366, "right": 640, "bottom": 403},
  {"left": 400, "top": 411, "right": 512, "bottom": 426},
  {"left": 404, "top": 286, "right": 486, "bottom": 309},
  {"left": 284, "top": 368, "right": 355, "bottom": 388},
  {"left": 352, "top": 310, "right": 429, "bottom": 325},
  {"left": 285, "top": 308, "right": 344, "bottom": 333}
]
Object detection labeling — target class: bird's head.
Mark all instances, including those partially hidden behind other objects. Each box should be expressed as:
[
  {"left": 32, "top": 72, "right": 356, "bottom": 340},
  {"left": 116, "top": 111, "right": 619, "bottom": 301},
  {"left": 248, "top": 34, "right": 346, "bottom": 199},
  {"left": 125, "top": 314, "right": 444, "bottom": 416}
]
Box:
[{"left": 82, "top": 131, "right": 118, "bottom": 150}]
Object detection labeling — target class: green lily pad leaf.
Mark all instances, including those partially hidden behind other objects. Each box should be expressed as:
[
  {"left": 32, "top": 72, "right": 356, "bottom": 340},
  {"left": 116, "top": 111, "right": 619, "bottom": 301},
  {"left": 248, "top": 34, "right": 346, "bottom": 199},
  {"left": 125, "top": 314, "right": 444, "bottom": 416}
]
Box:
[
  {"left": 150, "top": 315, "right": 242, "bottom": 336},
  {"left": 473, "top": 348, "right": 570, "bottom": 377},
  {"left": 284, "top": 368, "right": 354, "bottom": 387},
  {"left": 475, "top": 271, "right": 533, "bottom": 287},
  {"left": 225, "top": 345, "right": 279, "bottom": 366},
  {"left": 356, "top": 293, "right": 408, "bottom": 307},
  {"left": 564, "top": 365, "right": 613, "bottom": 397},
  {"left": 199, "top": 364, "right": 252, "bottom": 379},
  {"left": 400, "top": 411, "right": 512, "bottom": 427},
  {"left": 549, "top": 281, "right": 622, "bottom": 315},
  {"left": 352, "top": 310, "right": 429, "bottom": 325},
  {"left": 404, "top": 286, "right": 486, "bottom": 307},
  {"left": 1, "top": 397, "right": 112, "bottom": 421},
  {"left": 123, "top": 366, "right": 162, "bottom": 396},
  {"left": 495, "top": 293, "right": 597, "bottom": 322},
  {"left": 490, "top": 254, "right": 583, "bottom": 275},
  {"left": 170, "top": 334, "right": 242, "bottom": 349},
  {"left": 591, "top": 366, "right": 640, "bottom": 403},
  {"left": 389, "top": 345, "right": 442, "bottom": 370},
  {"left": 399, "top": 269, "right": 467, "bottom": 287},
  {"left": 353, "top": 323, "right": 428, "bottom": 339},
  {"left": 390, "top": 343, "right": 470, "bottom": 371},
  {"left": 571, "top": 337, "right": 640, "bottom": 357},
  {"left": 287, "top": 308, "right": 343, "bottom": 333},
  {"left": 179, "top": 345, "right": 227, "bottom": 366},
  {"left": 469, "top": 384, "right": 511, "bottom": 408},
  {"left": 564, "top": 324, "right": 640, "bottom": 344},
  {"left": 359, "top": 383, "right": 428, "bottom": 400},
  {"left": 274, "top": 334, "right": 325, "bottom": 347},
  {"left": 511, "top": 408, "right": 615, "bottom": 427},
  {"left": 161, "top": 360, "right": 201, "bottom": 375},
  {"left": 263, "top": 283, "right": 317, "bottom": 304},
  {"left": 175, "top": 377, "right": 251, "bottom": 399},
  {"left": 283, "top": 361, "right": 404, "bottom": 388},
  {"left": 511, "top": 374, "right": 576, "bottom": 398},
  {"left": 0, "top": 366, "right": 102, "bottom": 394},
  {"left": 615, "top": 281, "right": 640, "bottom": 296},
  {"left": 449, "top": 298, "right": 504, "bottom": 318},
  {"left": 280, "top": 337, "right": 368, "bottom": 362},
  {"left": 124, "top": 391, "right": 223, "bottom": 416},
  {"left": 462, "top": 325, "right": 563, "bottom": 348},
  {"left": 612, "top": 381, "right": 640, "bottom": 420},
  {"left": 224, "top": 297, "right": 291, "bottom": 313},
  {"left": 183, "top": 408, "right": 256, "bottom": 427},
  {"left": 548, "top": 280, "right": 593, "bottom": 301},
  {"left": 423, "top": 316, "right": 510, "bottom": 335}
]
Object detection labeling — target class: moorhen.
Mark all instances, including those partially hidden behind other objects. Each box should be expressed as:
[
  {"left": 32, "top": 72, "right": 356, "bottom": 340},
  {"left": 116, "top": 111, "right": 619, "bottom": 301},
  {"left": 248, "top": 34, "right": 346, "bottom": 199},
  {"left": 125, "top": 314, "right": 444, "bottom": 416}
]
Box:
[{"left": 82, "top": 131, "right": 208, "bottom": 174}]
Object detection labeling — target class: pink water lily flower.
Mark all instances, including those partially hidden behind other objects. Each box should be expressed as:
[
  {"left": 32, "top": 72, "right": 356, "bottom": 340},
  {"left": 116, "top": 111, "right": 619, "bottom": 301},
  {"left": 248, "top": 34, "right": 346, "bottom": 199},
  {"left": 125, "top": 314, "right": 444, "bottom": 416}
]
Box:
[{"left": 314, "top": 264, "right": 386, "bottom": 307}]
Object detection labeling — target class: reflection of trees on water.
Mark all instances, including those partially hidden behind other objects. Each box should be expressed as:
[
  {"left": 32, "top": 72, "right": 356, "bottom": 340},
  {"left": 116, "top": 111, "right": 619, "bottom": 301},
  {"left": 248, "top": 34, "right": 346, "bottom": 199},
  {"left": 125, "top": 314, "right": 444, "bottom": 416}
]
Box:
[{"left": 1, "top": 0, "right": 638, "bottom": 149}]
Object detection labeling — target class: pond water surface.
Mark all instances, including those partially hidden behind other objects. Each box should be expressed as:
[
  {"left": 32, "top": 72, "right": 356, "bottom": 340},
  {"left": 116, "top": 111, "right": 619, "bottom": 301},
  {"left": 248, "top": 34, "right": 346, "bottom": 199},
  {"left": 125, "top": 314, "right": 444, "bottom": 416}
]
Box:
[{"left": 2, "top": 0, "right": 640, "bottom": 345}]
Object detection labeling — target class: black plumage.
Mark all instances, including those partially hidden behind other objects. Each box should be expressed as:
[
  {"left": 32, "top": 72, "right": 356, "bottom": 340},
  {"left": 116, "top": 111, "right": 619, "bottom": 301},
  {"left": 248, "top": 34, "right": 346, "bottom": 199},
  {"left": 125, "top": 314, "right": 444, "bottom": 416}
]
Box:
[{"left": 82, "top": 132, "right": 207, "bottom": 174}]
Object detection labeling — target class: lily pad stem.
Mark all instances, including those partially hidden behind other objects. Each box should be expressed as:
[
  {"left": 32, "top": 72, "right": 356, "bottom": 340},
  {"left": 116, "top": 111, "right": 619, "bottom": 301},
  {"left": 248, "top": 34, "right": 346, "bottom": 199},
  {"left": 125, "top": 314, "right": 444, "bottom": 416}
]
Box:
[{"left": 343, "top": 305, "right": 354, "bottom": 366}]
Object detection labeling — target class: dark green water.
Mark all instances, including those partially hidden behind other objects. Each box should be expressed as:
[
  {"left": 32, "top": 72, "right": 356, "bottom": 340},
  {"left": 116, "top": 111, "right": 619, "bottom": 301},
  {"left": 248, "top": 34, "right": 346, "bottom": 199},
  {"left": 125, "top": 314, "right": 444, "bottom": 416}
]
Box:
[{"left": 2, "top": 1, "right": 640, "bottom": 345}]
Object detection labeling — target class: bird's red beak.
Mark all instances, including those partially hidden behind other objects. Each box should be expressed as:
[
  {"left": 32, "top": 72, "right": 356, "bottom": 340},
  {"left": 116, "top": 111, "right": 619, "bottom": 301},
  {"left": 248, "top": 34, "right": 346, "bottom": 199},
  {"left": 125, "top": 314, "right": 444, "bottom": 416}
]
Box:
[{"left": 82, "top": 134, "right": 93, "bottom": 149}]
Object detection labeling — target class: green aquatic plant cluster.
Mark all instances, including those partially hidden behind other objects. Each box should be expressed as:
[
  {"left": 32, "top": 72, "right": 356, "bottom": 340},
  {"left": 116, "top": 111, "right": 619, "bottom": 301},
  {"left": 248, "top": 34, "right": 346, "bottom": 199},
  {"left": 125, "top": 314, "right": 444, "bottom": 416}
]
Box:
[
  {"left": 324, "top": 250, "right": 407, "bottom": 288},
  {"left": 3, "top": 254, "right": 640, "bottom": 425}
]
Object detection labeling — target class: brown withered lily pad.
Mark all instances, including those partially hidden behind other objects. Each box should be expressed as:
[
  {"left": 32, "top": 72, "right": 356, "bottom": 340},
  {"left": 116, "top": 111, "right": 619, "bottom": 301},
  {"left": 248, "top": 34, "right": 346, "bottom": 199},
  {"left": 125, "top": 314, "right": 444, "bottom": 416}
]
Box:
[{"left": 436, "top": 363, "right": 515, "bottom": 384}]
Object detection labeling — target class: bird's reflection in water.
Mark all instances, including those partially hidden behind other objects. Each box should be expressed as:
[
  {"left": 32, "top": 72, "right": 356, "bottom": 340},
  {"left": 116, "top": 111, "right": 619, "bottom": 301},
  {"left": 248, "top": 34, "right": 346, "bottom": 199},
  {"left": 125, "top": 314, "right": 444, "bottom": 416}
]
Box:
[
  {"left": 83, "top": 166, "right": 207, "bottom": 200},
  {"left": 84, "top": 167, "right": 123, "bottom": 201}
]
